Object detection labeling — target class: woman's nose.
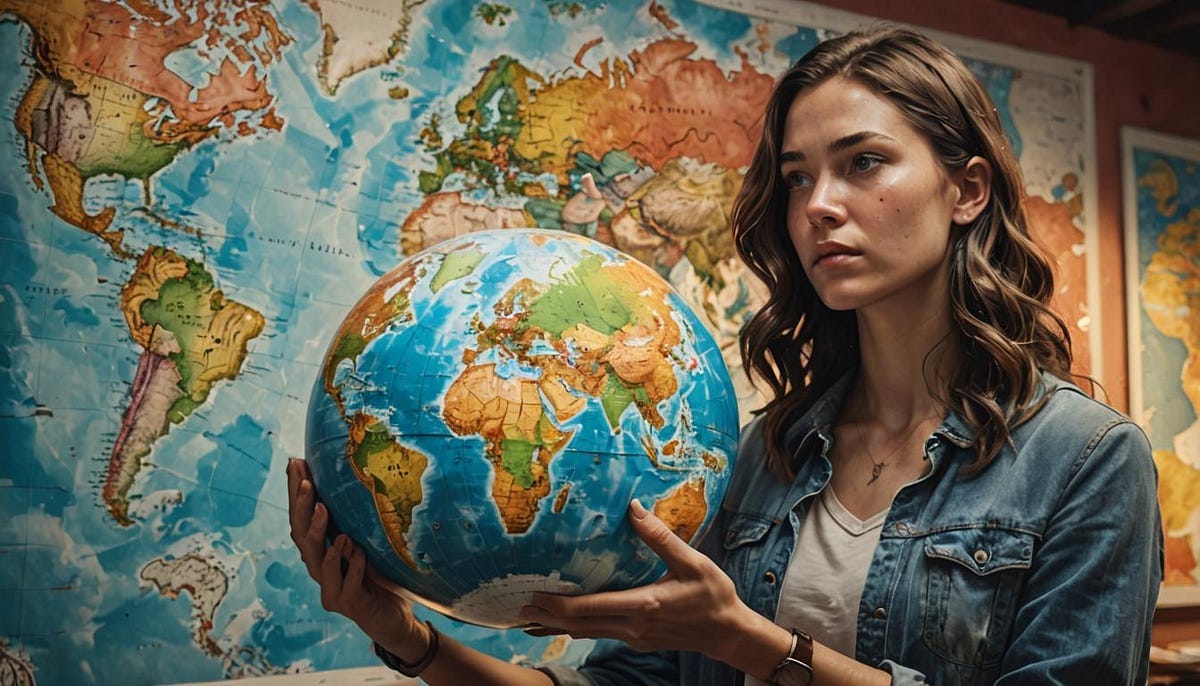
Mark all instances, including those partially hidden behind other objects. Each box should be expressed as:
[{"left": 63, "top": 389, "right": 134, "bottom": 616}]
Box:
[{"left": 804, "top": 175, "right": 848, "bottom": 229}]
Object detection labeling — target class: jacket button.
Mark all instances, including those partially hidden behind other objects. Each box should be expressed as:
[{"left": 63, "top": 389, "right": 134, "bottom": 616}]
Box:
[
  {"left": 763, "top": 571, "right": 777, "bottom": 584},
  {"left": 973, "top": 549, "right": 989, "bottom": 565},
  {"left": 872, "top": 607, "right": 887, "bottom": 619}
]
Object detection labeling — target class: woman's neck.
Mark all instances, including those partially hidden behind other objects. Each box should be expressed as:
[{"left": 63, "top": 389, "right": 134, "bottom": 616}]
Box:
[{"left": 851, "top": 295, "right": 959, "bottom": 431}]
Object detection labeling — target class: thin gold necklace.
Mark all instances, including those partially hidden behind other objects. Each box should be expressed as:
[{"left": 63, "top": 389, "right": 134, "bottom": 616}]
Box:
[{"left": 854, "top": 414, "right": 939, "bottom": 485}]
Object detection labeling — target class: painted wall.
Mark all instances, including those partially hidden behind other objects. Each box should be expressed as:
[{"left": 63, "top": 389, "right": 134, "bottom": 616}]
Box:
[{"left": 809, "top": 0, "right": 1200, "bottom": 643}]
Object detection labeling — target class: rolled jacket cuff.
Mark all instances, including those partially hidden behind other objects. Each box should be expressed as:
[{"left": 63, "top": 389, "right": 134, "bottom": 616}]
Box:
[
  {"left": 878, "top": 659, "right": 929, "bottom": 684},
  {"left": 536, "top": 665, "right": 595, "bottom": 686}
]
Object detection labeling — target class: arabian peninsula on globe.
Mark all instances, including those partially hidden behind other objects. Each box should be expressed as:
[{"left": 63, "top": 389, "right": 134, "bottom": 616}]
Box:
[{"left": 305, "top": 229, "right": 741, "bottom": 628}]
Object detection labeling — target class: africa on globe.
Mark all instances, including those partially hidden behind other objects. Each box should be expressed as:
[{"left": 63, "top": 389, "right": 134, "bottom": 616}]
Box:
[{"left": 305, "top": 228, "right": 740, "bottom": 628}]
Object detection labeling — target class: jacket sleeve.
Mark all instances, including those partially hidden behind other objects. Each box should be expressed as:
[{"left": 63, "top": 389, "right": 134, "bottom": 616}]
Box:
[
  {"left": 994, "top": 419, "right": 1163, "bottom": 684},
  {"left": 536, "top": 641, "right": 679, "bottom": 686}
]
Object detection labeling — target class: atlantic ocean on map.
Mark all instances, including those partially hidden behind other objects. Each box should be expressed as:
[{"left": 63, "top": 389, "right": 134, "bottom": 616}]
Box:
[{"left": 0, "top": 1, "right": 1095, "bottom": 684}]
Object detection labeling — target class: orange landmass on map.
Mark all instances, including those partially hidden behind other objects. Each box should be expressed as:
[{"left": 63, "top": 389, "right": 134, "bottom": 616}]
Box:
[
  {"left": 1140, "top": 159, "right": 1181, "bottom": 217},
  {"left": 1166, "top": 535, "right": 1198, "bottom": 586},
  {"left": 1025, "top": 181, "right": 1090, "bottom": 374},
  {"left": 104, "top": 247, "right": 264, "bottom": 524},
  {"left": 345, "top": 413, "right": 428, "bottom": 569},
  {"left": 3, "top": 0, "right": 289, "bottom": 252},
  {"left": 653, "top": 477, "right": 707, "bottom": 543},
  {"left": 321, "top": 258, "right": 419, "bottom": 411},
  {"left": 443, "top": 363, "right": 573, "bottom": 534},
  {"left": 140, "top": 553, "right": 229, "bottom": 657},
  {"left": 513, "top": 37, "right": 772, "bottom": 174},
  {"left": 1155, "top": 449, "right": 1200, "bottom": 584},
  {"left": 1143, "top": 207, "right": 1200, "bottom": 412},
  {"left": 441, "top": 255, "right": 696, "bottom": 532},
  {"left": 1138, "top": 160, "right": 1200, "bottom": 589},
  {"left": 40, "top": 152, "right": 124, "bottom": 255},
  {"left": 2, "top": 0, "right": 289, "bottom": 137},
  {"left": 399, "top": 192, "right": 530, "bottom": 255}
]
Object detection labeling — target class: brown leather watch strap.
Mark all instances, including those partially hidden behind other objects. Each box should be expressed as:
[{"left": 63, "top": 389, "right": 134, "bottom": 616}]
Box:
[
  {"left": 791, "top": 627, "right": 813, "bottom": 667},
  {"left": 768, "top": 628, "right": 814, "bottom": 686}
]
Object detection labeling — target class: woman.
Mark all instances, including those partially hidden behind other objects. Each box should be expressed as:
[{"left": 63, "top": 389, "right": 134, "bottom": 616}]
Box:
[{"left": 287, "top": 25, "right": 1162, "bottom": 685}]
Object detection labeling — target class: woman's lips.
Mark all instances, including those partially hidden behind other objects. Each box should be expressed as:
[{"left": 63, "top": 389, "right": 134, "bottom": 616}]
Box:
[{"left": 813, "top": 248, "right": 862, "bottom": 268}]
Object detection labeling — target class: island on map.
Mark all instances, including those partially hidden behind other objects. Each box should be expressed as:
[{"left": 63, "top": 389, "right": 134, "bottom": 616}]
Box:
[
  {"left": 304, "top": 0, "right": 424, "bottom": 94},
  {"left": 140, "top": 553, "right": 231, "bottom": 657}
]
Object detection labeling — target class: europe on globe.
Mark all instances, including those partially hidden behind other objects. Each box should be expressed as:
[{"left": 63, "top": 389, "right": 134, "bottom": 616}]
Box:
[{"left": 305, "top": 228, "right": 740, "bottom": 628}]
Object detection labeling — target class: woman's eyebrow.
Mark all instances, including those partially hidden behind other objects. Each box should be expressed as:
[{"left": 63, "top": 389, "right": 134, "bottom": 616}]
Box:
[
  {"left": 830, "top": 130, "right": 894, "bottom": 153},
  {"left": 780, "top": 131, "right": 897, "bottom": 165}
]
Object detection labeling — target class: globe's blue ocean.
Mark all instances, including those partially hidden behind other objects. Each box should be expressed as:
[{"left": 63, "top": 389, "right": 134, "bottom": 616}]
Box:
[{"left": 306, "top": 230, "right": 740, "bottom": 628}]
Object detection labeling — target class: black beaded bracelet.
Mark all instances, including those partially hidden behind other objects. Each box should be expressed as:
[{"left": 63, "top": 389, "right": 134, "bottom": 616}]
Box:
[{"left": 373, "top": 621, "right": 439, "bottom": 678}]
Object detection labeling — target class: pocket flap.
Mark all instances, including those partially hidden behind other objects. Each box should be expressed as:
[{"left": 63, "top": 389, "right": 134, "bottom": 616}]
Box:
[
  {"left": 923, "top": 527, "right": 1035, "bottom": 575},
  {"left": 722, "top": 512, "right": 773, "bottom": 550}
]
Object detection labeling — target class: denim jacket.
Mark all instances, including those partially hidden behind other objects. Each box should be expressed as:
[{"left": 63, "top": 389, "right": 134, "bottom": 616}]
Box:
[{"left": 541, "top": 372, "right": 1162, "bottom": 685}]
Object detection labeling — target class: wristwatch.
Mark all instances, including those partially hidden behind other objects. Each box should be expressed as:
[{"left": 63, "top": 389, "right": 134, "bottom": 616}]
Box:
[{"left": 768, "top": 628, "right": 814, "bottom": 686}]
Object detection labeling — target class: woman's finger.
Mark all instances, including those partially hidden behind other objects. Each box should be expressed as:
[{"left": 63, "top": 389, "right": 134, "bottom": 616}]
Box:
[
  {"left": 286, "top": 459, "right": 309, "bottom": 538},
  {"left": 299, "top": 499, "right": 330, "bottom": 580},
  {"left": 627, "top": 499, "right": 702, "bottom": 573},
  {"left": 519, "top": 606, "right": 636, "bottom": 643},
  {"left": 290, "top": 472, "right": 315, "bottom": 539},
  {"left": 286, "top": 458, "right": 300, "bottom": 506},
  {"left": 341, "top": 543, "right": 367, "bottom": 606},
  {"left": 530, "top": 584, "right": 664, "bottom": 618},
  {"left": 320, "top": 535, "right": 348, "bottom": 611}
]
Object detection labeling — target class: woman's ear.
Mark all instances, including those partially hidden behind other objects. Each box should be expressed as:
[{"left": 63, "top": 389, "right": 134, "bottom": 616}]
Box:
[{"left": 951, "top": 156, "right": 992, "bottom": 226}]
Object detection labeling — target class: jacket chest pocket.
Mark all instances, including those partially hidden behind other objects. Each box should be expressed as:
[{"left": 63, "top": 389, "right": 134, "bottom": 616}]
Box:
[
  {"left": 720, "top": 512, "right": 775, "bottom": 601},
  {"left": 921, "top": 527, "right": 1035, "bottom": 669}
]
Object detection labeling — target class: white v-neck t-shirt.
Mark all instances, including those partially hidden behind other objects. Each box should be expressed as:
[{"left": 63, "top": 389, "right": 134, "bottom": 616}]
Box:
[{"left": 745, "top": 488, "right": 888, "bottom": 685}]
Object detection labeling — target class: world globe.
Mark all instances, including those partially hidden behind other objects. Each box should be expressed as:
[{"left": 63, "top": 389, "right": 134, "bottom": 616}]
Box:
[{"left": 305, "top": 228, "right": 740, "bottom": 628}]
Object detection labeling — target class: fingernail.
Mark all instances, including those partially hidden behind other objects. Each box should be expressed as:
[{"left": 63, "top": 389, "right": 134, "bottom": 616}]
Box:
[{"left": 630, "top": 498, "right": 648, "bottom": 520}]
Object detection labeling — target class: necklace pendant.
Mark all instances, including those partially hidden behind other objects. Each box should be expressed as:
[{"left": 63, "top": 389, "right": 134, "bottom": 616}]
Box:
[{"left": 868, "top": 462, "right": 884, "bottom": 485}]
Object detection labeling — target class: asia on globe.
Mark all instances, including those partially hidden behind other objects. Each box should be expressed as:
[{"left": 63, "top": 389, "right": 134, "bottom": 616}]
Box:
[{"left": 305, "top": 228, "right": 739, "bottom": 628}]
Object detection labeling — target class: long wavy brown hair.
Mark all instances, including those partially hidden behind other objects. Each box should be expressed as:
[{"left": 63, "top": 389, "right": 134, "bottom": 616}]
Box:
[{"left": 733, "top": 26, "right": 1076, "bottom": 480}]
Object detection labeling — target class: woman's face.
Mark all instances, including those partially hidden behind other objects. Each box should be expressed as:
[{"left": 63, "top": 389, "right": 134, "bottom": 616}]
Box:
[{"left": 781, "top": 77, "right": 962, "bottom": 313}]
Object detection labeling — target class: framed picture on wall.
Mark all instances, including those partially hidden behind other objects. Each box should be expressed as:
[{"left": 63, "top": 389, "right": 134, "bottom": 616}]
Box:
[{"left": 1122, "top": 126, "right": 1200, "bottom": 607}]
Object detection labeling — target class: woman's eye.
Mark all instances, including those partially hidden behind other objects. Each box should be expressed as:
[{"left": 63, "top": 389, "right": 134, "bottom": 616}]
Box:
[
  {"left": 784, "top": 171, "right": 811, "bottom": 189},
  {"left": 851, "top": 153, "right": 883, "bottom": 174}
]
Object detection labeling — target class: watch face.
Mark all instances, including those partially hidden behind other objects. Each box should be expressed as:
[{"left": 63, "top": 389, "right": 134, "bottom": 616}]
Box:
[{"left": 772, "top": 659, "right": 814, "bottom": 686}]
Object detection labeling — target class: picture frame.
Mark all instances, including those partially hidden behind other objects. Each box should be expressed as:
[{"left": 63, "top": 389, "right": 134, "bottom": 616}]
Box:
[{"left": 1122, "top": 126, "right": 1200, "bottom": 607}]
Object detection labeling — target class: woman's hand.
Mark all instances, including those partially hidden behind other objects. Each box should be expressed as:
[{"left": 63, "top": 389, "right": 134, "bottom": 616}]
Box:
[
  {"left": 519, "top": 499, "right": 755, "bottom": 664},
  {"left": 286, "top": 458, "right": 424, "bottom": 651}
]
